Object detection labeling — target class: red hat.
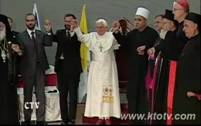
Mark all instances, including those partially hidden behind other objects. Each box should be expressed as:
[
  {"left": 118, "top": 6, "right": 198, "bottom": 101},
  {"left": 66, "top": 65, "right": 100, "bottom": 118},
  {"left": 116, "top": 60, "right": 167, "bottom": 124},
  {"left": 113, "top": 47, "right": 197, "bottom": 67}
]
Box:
[{"left": 176, "top": 0, "right": 189, "bottom": 10}]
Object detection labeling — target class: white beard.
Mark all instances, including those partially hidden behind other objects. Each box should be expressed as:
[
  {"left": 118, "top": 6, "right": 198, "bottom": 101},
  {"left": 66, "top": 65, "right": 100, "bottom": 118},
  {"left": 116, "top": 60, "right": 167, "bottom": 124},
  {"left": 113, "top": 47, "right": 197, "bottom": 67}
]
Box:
[{"left": 0, "top": 28, "right": 6, "bottom": 42}]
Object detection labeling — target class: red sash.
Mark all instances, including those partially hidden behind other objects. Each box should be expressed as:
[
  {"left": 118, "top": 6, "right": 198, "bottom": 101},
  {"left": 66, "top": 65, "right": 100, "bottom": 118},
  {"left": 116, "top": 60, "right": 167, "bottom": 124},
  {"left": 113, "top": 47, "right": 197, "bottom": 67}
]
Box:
[{"left": 167, "top": 61, "right": 178, "bottom": 125}]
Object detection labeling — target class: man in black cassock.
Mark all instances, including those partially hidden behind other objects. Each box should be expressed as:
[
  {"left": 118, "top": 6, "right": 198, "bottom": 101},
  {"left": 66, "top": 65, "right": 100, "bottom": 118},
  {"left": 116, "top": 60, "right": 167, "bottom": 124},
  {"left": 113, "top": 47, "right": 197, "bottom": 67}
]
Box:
[
  {"left": 147, "top": 9, "right": 185, "bottom": 124},
  {"left": 113, "top": 7, "right": 158, "bottom": 124},
  {"left": 0, "top": 14, "right": 22, "bottom": 124},
  {"left": 173, "top": 12, "right": 201, "bottom": 125}
]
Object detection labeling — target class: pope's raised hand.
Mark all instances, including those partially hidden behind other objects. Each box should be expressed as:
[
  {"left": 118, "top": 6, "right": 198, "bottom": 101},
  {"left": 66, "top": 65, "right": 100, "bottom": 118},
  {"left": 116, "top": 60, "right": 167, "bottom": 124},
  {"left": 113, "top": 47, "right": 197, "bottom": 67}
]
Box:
[{"left": 11, "top": 43, "right": 22, "bottom": 56}]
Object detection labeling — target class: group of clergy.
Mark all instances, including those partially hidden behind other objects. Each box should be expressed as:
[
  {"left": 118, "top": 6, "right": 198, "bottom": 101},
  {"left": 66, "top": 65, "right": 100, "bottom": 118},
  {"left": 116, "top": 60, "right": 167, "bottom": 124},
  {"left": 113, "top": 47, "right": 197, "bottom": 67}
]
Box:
[{"left": 0, "top": 0, "right": 200, "bottom": 125}]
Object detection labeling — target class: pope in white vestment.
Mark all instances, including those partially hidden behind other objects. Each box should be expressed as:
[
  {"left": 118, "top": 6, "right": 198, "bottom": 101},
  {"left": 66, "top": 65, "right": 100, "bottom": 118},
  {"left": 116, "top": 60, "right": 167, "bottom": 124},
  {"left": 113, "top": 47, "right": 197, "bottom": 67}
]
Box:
[{"left": 73, "top": 19, "right": 121, "bottom": 119}]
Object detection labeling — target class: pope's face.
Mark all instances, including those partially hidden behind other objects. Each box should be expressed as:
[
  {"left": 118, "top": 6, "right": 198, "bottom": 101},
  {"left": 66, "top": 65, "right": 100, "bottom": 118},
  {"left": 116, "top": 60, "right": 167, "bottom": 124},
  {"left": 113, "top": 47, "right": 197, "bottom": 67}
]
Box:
[
  {"left": 25, "top": 15, "right": 36, "bottom": 30},
  {"left": 183, "top": 19, "right": 198, "bottom": 39},
  {"left": 96, "top": 23, "right": 107, "bottom": 36}
]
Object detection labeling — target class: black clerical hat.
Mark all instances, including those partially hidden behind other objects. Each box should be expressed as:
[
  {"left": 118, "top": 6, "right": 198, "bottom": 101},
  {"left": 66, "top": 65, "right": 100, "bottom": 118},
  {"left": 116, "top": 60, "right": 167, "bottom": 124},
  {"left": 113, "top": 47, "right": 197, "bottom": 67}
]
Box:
[
  {"left": 0, "top": 14, "right": 8, "bottom": 23},
  {"left": 163, "top": 9, "right": 175, "bottom": 21},
  {"left": 186, "top": 12, "right": 201, "bottom": 31},
  {"left": 185, "top": 12, "right": 201, "bottom": 25}
]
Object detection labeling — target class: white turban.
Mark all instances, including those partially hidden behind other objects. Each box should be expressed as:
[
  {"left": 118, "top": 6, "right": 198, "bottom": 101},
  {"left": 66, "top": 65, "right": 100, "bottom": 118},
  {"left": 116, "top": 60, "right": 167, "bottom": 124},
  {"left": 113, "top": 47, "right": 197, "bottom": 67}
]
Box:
[{"left": 135, "top": 7, "right": 150, "bottom": 19}]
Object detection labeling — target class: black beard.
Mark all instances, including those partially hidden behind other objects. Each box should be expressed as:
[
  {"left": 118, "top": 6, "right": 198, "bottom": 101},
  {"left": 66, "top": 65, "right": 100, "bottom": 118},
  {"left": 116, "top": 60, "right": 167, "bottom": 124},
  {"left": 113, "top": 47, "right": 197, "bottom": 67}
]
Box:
[{"left": 27, "top": 25, "right": 35, "bottom": 30}]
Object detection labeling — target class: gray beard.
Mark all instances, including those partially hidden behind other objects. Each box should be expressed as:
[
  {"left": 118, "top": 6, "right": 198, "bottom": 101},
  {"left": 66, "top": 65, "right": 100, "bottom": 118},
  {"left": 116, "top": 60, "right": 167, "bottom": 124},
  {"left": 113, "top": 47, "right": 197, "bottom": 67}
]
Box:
[{"left": 0, "top": 29, "right": 6, "bottom": 42}]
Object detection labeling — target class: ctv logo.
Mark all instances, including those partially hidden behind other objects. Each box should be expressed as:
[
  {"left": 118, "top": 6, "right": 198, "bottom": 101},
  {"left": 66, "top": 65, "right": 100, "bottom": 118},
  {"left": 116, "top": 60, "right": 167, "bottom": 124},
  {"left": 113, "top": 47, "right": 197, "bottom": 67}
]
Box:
[{"left": 24, "top": 102, "right": 40, "bottom": 110}]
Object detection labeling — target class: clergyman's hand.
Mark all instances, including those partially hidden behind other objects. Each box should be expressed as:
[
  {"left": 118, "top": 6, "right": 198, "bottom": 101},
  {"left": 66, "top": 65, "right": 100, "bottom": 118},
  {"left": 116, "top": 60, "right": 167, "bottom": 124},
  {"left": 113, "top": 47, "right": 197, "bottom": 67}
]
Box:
[
  {"left": 70, "top": 19, "right": 78, "bottom": 32},
  {"left": 160, "top": 29, "right": 167, "bottom": 39},
  {"left": 187, "top": 91, "right": 201, "bottom": 101},
  {"left": 147, "top": 47, "right": 155, "bottom": 59},
  {"left": 111, "top": 21, "right": 120, "bottom": 33},
  {"left": 137, "top": 45, "right": 146, "bottom": 55},
  {"left": 11, "top": 43, "right": 22, "bottom": 56}
]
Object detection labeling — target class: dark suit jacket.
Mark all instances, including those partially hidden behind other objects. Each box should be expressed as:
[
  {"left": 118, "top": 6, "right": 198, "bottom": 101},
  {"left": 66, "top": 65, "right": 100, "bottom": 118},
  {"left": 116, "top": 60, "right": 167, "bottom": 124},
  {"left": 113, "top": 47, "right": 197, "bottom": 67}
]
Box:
[
  {"left": 54, "top": 29, "right": 82, "bottom": 76},
  {"left": 17, "top": 30, "right": 52, "bottom": 80}
]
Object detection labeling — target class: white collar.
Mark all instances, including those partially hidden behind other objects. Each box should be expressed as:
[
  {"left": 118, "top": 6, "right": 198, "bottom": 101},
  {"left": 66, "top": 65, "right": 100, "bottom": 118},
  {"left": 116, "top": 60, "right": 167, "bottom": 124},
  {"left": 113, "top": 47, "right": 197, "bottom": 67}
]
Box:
[
  {"left": 66, "top": 30, "right": 75, "bottom": 37},
  {"left": 27, "top": 28, "right": 36, "bottom": 37}
]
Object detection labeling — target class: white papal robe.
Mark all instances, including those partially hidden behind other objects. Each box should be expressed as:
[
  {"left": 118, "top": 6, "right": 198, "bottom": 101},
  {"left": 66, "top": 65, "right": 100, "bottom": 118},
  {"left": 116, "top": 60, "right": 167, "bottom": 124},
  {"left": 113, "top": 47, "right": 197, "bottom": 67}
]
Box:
[{"left": 74, "top": 27, "right": 121, "bottom": 118}]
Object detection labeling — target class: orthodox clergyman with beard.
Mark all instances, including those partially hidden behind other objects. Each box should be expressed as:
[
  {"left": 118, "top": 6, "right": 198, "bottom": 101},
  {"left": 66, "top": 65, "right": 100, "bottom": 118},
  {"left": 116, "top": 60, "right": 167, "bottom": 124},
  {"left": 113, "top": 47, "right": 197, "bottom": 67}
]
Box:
[{"left": 0, "top": 14, "right": 22, "bottom": 124}]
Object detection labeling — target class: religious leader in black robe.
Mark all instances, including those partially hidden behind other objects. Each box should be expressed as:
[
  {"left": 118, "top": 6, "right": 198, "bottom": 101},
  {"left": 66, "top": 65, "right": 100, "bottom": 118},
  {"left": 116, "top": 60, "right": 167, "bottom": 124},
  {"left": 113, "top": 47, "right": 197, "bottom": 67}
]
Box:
[
  {"left": 113, "top": 7, "right": 158, "bottom": 124},
  {"left": 148, "top": 10, "right": 185, "bottom": 125},
  {"left": 173, "top": 12, "right": 201, "bottom": 125},
  {"left": 0, "top": 14, "right": 22, "bottom": 125}
]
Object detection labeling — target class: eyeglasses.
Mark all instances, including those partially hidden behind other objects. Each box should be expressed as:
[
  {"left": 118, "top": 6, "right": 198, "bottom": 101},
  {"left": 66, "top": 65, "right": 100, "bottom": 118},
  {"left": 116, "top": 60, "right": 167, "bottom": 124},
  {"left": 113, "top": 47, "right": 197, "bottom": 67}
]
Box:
[{"left": 173, "top": 8, "right": 184, "bottom": 12}]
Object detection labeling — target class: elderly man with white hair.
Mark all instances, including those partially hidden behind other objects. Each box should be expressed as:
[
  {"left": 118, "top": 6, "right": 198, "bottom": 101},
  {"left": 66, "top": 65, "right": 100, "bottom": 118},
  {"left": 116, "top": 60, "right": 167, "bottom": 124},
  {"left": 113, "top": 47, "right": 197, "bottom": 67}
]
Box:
[
  {"left": 173, "top": 12, "right": 201, "bottom": 125},
  {"left": 71, "top": 18, "right": 121, "bottom": 125}
]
